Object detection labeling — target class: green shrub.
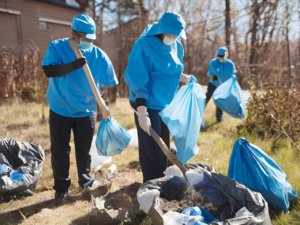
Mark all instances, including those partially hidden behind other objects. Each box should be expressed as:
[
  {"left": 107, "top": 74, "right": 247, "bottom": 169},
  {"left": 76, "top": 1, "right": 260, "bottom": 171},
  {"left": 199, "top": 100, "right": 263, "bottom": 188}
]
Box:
[{"left": 241, "top": 83, "right": 300, "bottom": 152}]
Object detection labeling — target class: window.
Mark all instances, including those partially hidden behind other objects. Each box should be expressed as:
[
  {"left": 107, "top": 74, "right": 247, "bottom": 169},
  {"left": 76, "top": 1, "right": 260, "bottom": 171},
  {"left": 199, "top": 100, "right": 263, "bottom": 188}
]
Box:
[{"left": 39, "top": 21, "right": 52, "bottom": 31}]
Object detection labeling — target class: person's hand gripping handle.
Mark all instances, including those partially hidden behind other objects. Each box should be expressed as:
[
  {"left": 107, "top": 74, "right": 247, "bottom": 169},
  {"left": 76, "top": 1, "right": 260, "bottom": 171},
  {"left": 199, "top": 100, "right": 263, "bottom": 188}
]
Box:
[{"left": 68, "top": 38, "right": 110, "bottom": 120}]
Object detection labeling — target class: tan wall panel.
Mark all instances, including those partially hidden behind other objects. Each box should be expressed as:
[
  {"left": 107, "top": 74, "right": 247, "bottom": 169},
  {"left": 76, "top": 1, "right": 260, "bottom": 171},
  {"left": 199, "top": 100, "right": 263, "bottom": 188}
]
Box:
[
  {"left": 0, "top": 1, "right": 6, "bottom": 8},
  {"left": 0, "top": 12, "right": 19, "bottom": 48},
  {"left": 1, "top": 0, "right": 80, "bottom": 52},
  {"left": 21, "top": 0, "right": 79, "bottom": 53},
  {"left": 52, "top": 23, "right": 72, "bottom": 40},
  {"left": 5, "top": 0, "right": 22, "bottom": 11}
]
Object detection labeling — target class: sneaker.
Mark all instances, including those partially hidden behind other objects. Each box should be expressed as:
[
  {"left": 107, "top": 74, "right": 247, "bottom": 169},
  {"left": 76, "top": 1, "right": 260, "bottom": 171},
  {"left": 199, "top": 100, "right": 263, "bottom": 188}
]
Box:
[{"left": 55, "top": 190, "right": 68, "bottom": 199}]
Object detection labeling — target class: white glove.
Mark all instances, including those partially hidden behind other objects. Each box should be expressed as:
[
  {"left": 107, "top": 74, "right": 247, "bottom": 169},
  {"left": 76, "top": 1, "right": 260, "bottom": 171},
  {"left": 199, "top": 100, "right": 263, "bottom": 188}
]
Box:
[
  {"left": 180, "top": 73, "right": 196, "bottom": 84},
  {"left": 137, "top": 106, "right": 151, "bottom": 135}
]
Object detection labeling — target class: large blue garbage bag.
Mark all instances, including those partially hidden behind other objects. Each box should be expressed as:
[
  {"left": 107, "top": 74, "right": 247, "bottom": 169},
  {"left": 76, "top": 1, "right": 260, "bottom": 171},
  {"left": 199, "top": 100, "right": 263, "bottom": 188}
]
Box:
[
  {"left": 228, "top": 138, "right": 298, "bottom": 212},
  {"left": 96, "top": 117, "right": 131, "bottom": 156},
  {"left": 213, "top": 76, "right": 246, "bottom": 119},
  {"left": 159, "top": 81, "right": 206, "bottom": 163}
]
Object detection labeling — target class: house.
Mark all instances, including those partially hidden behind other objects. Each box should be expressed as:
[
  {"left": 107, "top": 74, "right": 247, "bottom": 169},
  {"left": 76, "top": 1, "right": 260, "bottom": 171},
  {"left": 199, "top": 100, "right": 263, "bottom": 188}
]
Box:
[
  {"left": 101, "top": 17, "right": 149, "bottom": 97},
  {"left": 0, "top": 0, "right": 82, "bottom": 52}
]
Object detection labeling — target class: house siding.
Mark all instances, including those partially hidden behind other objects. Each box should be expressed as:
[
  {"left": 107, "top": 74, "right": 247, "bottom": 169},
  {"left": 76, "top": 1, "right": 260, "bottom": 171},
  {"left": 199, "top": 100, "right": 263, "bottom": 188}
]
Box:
[
  {"left": 0, "top": 0, "right": 80, "bottom": 52},
  {"left": 0, "top": 12, "right": 20, "bottom": 48}
]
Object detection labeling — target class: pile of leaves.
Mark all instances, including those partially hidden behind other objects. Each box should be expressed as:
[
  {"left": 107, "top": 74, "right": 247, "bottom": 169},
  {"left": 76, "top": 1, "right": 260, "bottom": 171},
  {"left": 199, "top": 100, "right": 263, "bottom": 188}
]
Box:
[{"left": 241, "top": 82, "right": 300, "bottom": 152}]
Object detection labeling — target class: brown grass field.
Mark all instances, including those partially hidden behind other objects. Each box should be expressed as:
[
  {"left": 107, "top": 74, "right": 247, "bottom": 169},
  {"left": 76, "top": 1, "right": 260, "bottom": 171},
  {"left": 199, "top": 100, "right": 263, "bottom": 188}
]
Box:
[{"left": 0, "top": 91, "right": 299, "bottom": 224}]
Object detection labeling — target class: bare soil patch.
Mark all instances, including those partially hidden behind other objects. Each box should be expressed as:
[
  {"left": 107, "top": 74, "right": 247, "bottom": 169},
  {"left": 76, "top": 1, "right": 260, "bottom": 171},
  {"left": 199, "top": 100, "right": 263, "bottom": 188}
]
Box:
[{"left": 159, "top": 181, "right": 234, "bottom": 221}]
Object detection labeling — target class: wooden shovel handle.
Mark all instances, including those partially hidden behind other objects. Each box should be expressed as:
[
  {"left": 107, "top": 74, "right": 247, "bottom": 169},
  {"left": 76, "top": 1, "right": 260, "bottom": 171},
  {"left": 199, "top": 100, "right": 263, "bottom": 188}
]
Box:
[
  {"left": 68, "top": 38, "right": 110, "bottom": 120},
  {"left": 149, "top": 127, "right": 187, "bottom": 176}
]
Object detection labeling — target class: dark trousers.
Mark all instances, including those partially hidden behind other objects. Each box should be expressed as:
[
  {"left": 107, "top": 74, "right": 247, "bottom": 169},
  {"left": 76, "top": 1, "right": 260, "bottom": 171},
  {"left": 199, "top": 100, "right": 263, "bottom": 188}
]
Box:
[
  {"left": 131, "top": 102, "right": 169, "bottom": 183},
  {"left": 49, "top": 109, "right": 95, "bottom": 192},
  {"left": 206, "top": 82, "right": 223, "bottom": 122}
]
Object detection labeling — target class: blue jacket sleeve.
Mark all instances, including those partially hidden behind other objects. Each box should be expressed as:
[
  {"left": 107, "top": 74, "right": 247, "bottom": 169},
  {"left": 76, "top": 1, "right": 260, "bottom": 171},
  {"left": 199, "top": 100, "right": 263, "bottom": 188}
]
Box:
[
  {"left": 125, "top": 43, "right": 153, "bottom": 101},
  {"left": 100, "top": 52, "right": 119, "bottom": 86},
  {"left": 231, "top": 61, "right": 237, "bottom": 76},
  {"left": 41, "top": 42, "right": 62, "bottom": 66},
  {"left": 207, "top": 60, "right": 215, "bottom": 77}
]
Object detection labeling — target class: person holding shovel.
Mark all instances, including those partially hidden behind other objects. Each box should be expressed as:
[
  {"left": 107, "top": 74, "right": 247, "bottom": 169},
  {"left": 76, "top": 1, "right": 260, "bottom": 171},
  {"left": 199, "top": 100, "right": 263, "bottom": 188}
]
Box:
[
  {"left": 125, "top": 12, "right": 195, "bottom": 183},
  {"left": 205, "top": 47, "right": 236, "bottom": 122},
  {"left": 41, "top": 14, "right": 118, "bottom": 199}
]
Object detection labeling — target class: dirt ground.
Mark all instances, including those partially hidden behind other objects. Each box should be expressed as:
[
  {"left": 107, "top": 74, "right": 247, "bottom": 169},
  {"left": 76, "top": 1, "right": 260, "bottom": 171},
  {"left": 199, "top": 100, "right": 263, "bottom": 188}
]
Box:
[
  {"left": 159, "top": 181, "right": 234, "bottom": 221},
  {"left": 0, "top": 169, "right": 143, "bottom": 225}
]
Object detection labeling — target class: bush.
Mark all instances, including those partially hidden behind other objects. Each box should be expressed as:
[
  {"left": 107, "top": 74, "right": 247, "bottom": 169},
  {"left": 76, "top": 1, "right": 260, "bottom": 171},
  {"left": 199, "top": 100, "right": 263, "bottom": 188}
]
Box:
[
  {"left": 0, "top": 41, "right": 48, "bottom": 102},
  {"left": 241, "top": 82, "right": 300, "bottom": 152}
]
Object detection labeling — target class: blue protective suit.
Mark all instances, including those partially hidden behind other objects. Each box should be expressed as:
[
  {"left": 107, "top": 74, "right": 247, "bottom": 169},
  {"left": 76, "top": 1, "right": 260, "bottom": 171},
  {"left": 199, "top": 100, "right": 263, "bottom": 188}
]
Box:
[
  {"left": 207, "top": 58, "right": 236, "bottom": 88},
  {"left": 125, "top": 28, "right": 184, "bottom": 110},
  {"left": 42, "top": 38, "right": 118, "bottom": 118}
]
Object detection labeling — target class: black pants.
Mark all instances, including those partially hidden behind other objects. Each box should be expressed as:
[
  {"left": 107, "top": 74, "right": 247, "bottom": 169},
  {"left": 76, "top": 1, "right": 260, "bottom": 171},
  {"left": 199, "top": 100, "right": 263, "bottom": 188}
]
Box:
[
  {"left": 131, "top": 102, "right": 169, "bottom": 183},
  {"left": 49, "top": 109, "right": 95, "bottom": 192},
  {"left": 206, "top": 82, "right": 223, "bottom": 122}
]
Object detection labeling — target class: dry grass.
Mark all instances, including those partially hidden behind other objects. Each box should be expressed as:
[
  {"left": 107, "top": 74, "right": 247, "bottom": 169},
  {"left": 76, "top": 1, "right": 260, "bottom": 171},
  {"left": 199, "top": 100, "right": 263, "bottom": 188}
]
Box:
[{"left": 0, "top": 94, "right": 299, "bottom": 224}]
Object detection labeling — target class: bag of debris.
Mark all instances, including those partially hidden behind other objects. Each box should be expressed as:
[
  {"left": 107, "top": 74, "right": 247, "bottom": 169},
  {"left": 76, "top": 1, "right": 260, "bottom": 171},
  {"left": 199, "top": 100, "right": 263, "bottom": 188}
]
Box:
[
  {"left": 159, "top": 80, "right": 206, "bottom": 163},
  {"left": 213, "top": 76, "right": 246, "bottom": 119},
  {"left": 137, "top": 163, "right": 271, "bottom": 225},
  {"left": 228, "top": 138, "right": 298, "bottom": 212},
  {"left": 0, "top": 138, "right": 45, "bottom": 200}
]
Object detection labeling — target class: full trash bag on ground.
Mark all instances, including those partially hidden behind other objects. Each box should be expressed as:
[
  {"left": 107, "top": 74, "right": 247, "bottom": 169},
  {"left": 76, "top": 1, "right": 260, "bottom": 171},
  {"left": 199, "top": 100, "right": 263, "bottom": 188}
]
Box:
[
  {"left": 90, "top": 136, "right": 111, "bottom": 170},
  {"left": 95, "top": 117, "right": 131, "bottom": 156},
  {"left": 159, "top": 81, "right": 206, "bottom": 163},
  {"left": 228, "top": 138, "right": 298, "bottom": 212},
  {"left": 0, "top": 138, "right": 45, "bottom": 201},
  {"left": 213, "top": 76, "right": 246, "bottom": 119},
  {"left": 137, "top": 163, "right": 271, "bottom": 225}
]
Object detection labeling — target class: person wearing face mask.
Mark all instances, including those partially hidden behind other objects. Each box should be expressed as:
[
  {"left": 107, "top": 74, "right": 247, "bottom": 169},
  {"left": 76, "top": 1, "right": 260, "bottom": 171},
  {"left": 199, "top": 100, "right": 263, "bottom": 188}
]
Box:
[
  {"left": 125, "top": 12, "right": 195, "bottom": 183},
  {"left": 205, "top": 47, "right": 236, "bottom": 122},
  {"left": 41, "top": 14, "right": 118, "bottom": 199}
]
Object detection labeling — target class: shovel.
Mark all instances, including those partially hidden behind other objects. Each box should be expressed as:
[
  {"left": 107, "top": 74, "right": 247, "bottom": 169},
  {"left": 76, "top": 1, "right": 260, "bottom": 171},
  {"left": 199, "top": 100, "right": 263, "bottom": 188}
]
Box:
[
  {"left": 149, "top": 127, "right": 188, "bottom": 177},
  {"left": 68, "top": 38, "right": 131, "bottom": 156}
]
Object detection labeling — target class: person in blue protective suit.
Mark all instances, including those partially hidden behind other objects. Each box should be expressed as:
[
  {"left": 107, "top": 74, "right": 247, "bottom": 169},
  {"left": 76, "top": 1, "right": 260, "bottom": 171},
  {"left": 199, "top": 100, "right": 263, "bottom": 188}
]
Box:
[
  {"left": 206, "top": 47, "right": 236, "bottom": 122},
  {"left": 125, "top": 12, "right": 195, "bottom": 183},
  {"left": 41, "top": 14, "right": 118, "bottom": 199}
]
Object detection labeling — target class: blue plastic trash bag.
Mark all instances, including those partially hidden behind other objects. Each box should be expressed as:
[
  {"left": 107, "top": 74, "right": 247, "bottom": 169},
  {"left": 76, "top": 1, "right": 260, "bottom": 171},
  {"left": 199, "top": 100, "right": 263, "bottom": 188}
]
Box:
[
  {"left": 228, "top": 138, "right": 298, "bottom": 212},
  {"left": 159, "top": 80, "right": 206, "bottom": 163},
  {"left": 9, "top": 171, "right": 25, "bottom": 184},
  {"left": 96, "top": 117, "right": 131, "bottom": 156},
  {"left": 213, "top": 76, "right": 246, "bottom": 119},
  {"left": 181, "top": 207, "right": 219, "bottom": 225}
]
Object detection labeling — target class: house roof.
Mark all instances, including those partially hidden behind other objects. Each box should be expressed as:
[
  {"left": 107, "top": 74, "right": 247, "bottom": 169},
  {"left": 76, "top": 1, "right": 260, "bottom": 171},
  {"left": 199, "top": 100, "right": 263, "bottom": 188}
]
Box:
[
  {"left": 106, "top": 17, "right": 153, "bottom": 32},
  {"left": 33, "top": 0, "right": 82, "bottom": 11}
]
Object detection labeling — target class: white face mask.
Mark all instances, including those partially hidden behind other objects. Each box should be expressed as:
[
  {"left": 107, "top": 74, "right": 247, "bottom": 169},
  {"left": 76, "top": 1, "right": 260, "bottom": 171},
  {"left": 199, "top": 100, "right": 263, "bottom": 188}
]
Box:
[
  {"left": 163, "top": 36, "right": 177, "bottom": 45},
  {"left": 218, "top": 57, "right": 227, "bottom": 63}
]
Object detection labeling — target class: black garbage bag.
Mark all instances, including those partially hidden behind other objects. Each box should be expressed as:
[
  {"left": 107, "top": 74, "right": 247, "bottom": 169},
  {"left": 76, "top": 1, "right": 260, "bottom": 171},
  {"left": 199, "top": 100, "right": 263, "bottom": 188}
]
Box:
[
  {"left": 137, "top": 163, "right": 271, "bottom": 225},
  {"left": 0, "top": 138, "right": 45, "bottom": 200}
]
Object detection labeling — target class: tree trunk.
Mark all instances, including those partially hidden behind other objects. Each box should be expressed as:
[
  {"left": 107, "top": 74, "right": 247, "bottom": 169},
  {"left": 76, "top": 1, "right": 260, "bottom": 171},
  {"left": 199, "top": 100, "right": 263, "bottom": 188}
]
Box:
[
  {"left": 138, "top": 0, "right": 147, "bottom": 30},
  {"left": 225, "top": 0, "right": 231, "bottom": 56},
  {"left": 285, "top": 3, "right": 292, "bottom": 87},
  {"left": 96, "top": 5, "right": 104, "bottom": 121},
  {"left": 117, "top": 0, "right": 123, "bottom": 97},
  {"left": 92, "top": 0, "right": 96, "bottom": 22},
  {"left": 249, "top": 0, "right": 259, "bottom": 65}
]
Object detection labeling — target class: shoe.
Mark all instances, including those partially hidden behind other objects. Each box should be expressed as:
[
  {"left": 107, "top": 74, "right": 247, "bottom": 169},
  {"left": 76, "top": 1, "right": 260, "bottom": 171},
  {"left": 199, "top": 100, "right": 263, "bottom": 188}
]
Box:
[{"left": 55, "top": 190, "right": 68, "bottom": 199}]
